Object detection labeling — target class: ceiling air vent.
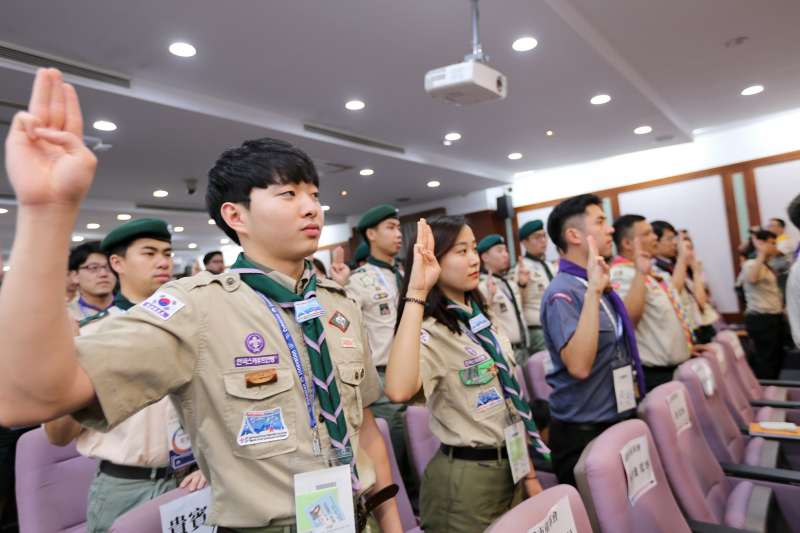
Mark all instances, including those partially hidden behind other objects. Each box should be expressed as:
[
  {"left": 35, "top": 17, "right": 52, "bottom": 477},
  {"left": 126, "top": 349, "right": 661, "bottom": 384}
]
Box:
[
  {"left": 304, "top": 122, "right": 405, "bottom": 154},
  {"left": 0, "top": 40, "right": 130, "bottom": 88}
]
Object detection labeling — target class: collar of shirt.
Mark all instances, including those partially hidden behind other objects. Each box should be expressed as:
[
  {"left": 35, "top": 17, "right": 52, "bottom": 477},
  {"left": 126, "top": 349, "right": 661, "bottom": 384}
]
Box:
[{"left": 242, "top": 256, "right": 313, "bottom": 294}]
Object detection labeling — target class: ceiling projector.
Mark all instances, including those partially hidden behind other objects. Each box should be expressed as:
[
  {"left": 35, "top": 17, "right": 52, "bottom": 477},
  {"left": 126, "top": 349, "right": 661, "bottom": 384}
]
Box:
[{"left": 424, "top": 0, "right": 507, "bottom": 105}]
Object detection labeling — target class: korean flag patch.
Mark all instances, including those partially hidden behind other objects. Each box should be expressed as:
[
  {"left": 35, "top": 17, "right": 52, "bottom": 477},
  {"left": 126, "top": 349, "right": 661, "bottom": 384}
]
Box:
[{"left": 141, "top": 291, "right": 186, "bottom": 321}]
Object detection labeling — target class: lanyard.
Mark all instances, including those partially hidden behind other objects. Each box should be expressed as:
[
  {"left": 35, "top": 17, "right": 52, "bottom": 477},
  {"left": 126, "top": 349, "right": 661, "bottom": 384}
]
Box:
[
  {"left": 256, "top": 293, "right": 317, "bottom": 434},
  {"left": 572, "top": 277, "right": 623, "bottom": 341}
]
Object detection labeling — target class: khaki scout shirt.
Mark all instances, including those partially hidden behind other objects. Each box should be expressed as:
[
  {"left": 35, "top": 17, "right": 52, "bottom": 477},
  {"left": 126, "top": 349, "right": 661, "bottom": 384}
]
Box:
[
  {"left": 740, "top": 259, "right": 784, "bottom": 315},
  {"left": 610, "top": 262, "right": 691, "bottom": 367},
  {"left": 74, "top": 268, "right": 381, "bottom": 528},
  {"left": 75, "top": 306, "right": 174, "bottom": 467},
  {"left": 418, "top": 313, "right": 519, "bottom": 448},
  {"left": 345, "top": 264, "right": 398, "bottom": 368},
  {"left": 478, "top": 272, "right": 526, "bottom": 345},
  {"left": 519, "top": 256, "right": 556, "bottom": 327}
]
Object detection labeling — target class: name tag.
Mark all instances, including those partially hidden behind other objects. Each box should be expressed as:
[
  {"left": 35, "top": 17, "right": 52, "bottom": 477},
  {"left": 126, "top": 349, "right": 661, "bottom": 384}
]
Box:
[
  {"left": 613, "top": 365, "right": 637, "bottom": 414},
  {"left": 295, "top": 298, "right": 324, "bottom": 323},
  {"left": 294, "top": 464, "right": 355, "bottom": 533},
  {"left": 469, "top": 313, "right": 491, "bottom": 333},
  {"left": 166, "top": 408, "right": 195, "bottom": 470},
  {"left": 504, "top": 421, "right": 531, "bottom": 484}
]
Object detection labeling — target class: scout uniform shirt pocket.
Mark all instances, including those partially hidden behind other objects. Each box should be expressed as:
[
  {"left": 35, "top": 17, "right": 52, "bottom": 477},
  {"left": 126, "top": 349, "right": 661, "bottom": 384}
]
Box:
[
  {"left": 335, "top": 361, "right": 366, "bottom": 429},
  {"left": 222, "top": 367, "right": 298, "bottom": 460}
]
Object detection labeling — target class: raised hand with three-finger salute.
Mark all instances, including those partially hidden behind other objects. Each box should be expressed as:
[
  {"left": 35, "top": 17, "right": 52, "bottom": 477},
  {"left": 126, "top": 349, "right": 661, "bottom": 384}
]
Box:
[
  {"left": 405, "top": 218, "right": 441, "bottom": 301},
  {"left": 516, "top": 255, "right": 530, "bottom": 288},
  {"left": 329, "top": 245, "right": 351, "bottom": 286},
  {"left": 633, "top": 236, "right": 653, "bottom": 276},
  {"left": 586, "top": 235, "right": 610, "bottom": 296}
]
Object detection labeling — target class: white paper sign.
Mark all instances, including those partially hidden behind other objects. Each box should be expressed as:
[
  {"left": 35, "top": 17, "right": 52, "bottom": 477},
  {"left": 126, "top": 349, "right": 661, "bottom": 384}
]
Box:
[
  {"left": 713, "top": 346, "right": 727, "bottom": 373},
  {"left": 542, "top": 355, "right": 555, "bottom": 376},
  {"left": 526, "top": 495, "right": 578, "bottom": 533},
  {"left": 620, "top": 435, "right": 657, "bottom": 505},
  {"left": 691, "top": 360, "right": 715, "bottom": 397},
  {"left": 294, "top": 464, "right": 355, "bottom": 533},
  {"left": 613, "top": 365, "right": 637, "bottom": 413},
  {"left": 667, "top": 390, "right": 692, "bottom": 434},
  {"left": 159, "top": 487, "right": 217, "bottom": 533}
]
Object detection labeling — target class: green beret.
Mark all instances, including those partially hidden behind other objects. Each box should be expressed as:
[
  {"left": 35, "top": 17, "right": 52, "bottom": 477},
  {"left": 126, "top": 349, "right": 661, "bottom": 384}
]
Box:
[
  {"left": 352, "top": 241, "right": 369, "bottom": 264},
  {"left": 100, "top": 218, "right": 171, "bottom": 253},
  {"left": 357, "top": 204, "right": 399, "bottom": 233},
  {"left": 477, "top": 234, "right": 505, "bottom": 254},
  {"left": 519, "top": 219, "right": 544, "bottom": 240}
]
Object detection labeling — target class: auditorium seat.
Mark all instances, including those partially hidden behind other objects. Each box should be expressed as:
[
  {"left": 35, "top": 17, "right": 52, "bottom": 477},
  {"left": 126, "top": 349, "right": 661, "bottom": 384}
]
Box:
[
  {"left": 524, "top": 351, "right": 554, "bottom": 401},
  {"left": 15, "top": 427, "right": 97, "bottom": 533},
  {"left": 485, "top": 484, "right": 592, "bottom": 533},
  {"left": 403, "top": 405, "right": 440, "bottom": 481},
  {"left": 639, "top": 382, "right": 800, "bottom": 531},
  {"left": 109, "top": 487, "right": 189, "bottom": 533},
  {"left": 374, "top": 417, "right": 421, "bottom": 533}
]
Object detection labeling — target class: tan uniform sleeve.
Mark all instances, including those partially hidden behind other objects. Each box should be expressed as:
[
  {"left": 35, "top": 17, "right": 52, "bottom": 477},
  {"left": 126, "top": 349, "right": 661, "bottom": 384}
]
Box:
[
  {"left": 418, "top": 325, "right": 446, "bottom": 400},
  {"left": 73, "top": 282, "right": 199, "bottom": 431},
  {"left": 355, "top": 303, "right": 381, "bottom": 407}
]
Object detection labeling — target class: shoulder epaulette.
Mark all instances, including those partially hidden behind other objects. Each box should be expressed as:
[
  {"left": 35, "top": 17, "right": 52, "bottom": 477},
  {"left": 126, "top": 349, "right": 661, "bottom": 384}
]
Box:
[{"left": 79, "top": 309, "right": 109, "bottom": 328}]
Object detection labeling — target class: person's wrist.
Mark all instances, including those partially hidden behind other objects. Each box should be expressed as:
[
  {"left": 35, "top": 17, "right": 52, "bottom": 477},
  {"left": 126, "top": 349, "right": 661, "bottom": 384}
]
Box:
[{"left": 405, "top": 289, "right": 428, "bottom": 300}]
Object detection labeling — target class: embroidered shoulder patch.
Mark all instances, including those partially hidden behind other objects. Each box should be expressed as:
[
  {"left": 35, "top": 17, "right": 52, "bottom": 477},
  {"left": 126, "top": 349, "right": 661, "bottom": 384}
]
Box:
[
  {"left": 140, "top": 291, "right": 186, "bottom": 321},
  {"left": 420, "top": 329, "right": 430, "bottom": 345}
]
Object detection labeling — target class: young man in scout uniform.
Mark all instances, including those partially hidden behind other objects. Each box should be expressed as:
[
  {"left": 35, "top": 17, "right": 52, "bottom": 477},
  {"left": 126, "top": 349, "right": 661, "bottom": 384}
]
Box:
[
  {"left": 0, "top": 69, "right": 401, "bottom": 533},
  {"left": 610, "top": 215, "right": 697, "bottom": 391},
  {"left": 330, "top": 205, "right": 417, "bottom": 508},
  {"left": 477, "top": 234, "right": 531, "bottom": 364},
  {"left": 44, "top": 219, "right": 207, "bottom": 533},
  {"left": 66, "top": 240, "right": 115, "bottom": 320},
  {"left": 518, "top": 220, "right": 557, "bottom": 353},
  {"left": 540, "top": 195, "right": 644, "bottom": 486}
]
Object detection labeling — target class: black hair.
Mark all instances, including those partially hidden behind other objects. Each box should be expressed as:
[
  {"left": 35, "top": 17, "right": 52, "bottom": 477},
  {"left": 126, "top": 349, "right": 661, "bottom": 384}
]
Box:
[
  {"left": 203, "top": 251, "right": 223, "bottom": 266},
  {"left": 788, "top": 194, "right": 800, "bottom": 230},
  {"left": 546, "top": 194, "right": 602, "bottom": 253},
  {"left": 396, "top": 215, "right": 487, "bottom": 335},
  {"left": 769, "top": 217, "right": 786, "bottom": 228},
  {"left": 206, "top": 137, "right": 320, "bottom": 244},
  {"left": 106, "top": 234, "right": 171, "bottom": 261},
  {"left": 311, "top": 257, "right": 327, "bottom": 277},
  {"left": 68, "top": 241, "right": 105, "bottom": 271},
  {"left": 753, "top": 229, "right": 776, "bottom": 241},
  {"left": 651, "top": 220, "right": 677, "bottom": 240},
  {"left": 612, "top": 214, "right": 646, "bottom": 250}
]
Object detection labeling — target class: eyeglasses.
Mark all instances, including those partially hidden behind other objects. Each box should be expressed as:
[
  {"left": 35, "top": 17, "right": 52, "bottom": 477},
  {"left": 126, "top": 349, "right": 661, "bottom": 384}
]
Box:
[{"left": 79, "top": 264, "right": 111, "bottom": 274}]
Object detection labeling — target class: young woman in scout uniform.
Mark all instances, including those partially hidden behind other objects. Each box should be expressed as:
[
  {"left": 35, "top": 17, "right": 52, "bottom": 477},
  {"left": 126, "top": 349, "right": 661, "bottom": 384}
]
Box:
[{"left": 384, "top": 215, "right": 547, "bottom": 533}]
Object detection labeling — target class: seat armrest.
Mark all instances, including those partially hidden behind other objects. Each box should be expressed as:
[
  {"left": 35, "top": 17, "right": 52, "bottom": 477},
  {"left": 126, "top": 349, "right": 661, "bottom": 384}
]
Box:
[
  {"left": 687, "top": 519, "right": 750, "bottom": 533},
  {"left": 758, "top": 379, "right": 800, "bottom": 388},
  {"left": 749, "top": 399, "right": 800, "bottom": 409},
  {"left": 719, "top": 462, "right": 800, "bottom": 484}
]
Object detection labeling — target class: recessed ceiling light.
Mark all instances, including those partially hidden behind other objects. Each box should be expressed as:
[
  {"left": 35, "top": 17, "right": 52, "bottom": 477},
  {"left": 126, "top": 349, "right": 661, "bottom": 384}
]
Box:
[
  {"left": 208, "top": 218, "right": 216, "bottom": 225},
  {"left": 444, "top": 132, "right": 462, "bottom": 142},
  {"left": 153, "top": 189, "right": 169, "bottom": 198},
  {"left": 169, "top": 42, "right": 197, "bottom": 58},
  {"left": 345, "top": 100, "right": 366, "bottom": 111},
  {"left": 340, "top": 190, "right": 348, "bottom": 197},
  {"left": 220, "top": 238, "right": 230, "bottom": 244},
  {"left": 443, "top": 140, "right": 453, "bottom": 146},
  {"left": 740, "top": 84, "right": 764, "bottom": 96},
  {"left": 187, "top": 243, "right": 197, "bottom": 249},
  {"left": 322, "top": 205, "right": 331, "bottom": 212},
  {"left": 2, "top": 266, "right": 9, "bottom": 272},
  {"left": 173, "top": 226, "right": 185, "bottom": 233},
  {"left": 359, "top": 168, "right": 374, "bottom": 176},
  {"left": 0, "top": 208, "right": 8, "bottom": 214},
  {"left": 590, "top": 94, "right": 611, "bottom": 105},
  {"left": 93, "top": 120, "right": 117, "bottom": 132},
  {"left": 512, "top": 36, "right": 538, "bottom": 52},
  {"left": 633, "top": 125, "right": 653, "bottom": 135},
  {"left": 546, "top": 130, "right": 554, "bottom": 137},
  {"left": 507, "top": 152, "right": 523, "bottom": 160},
  {"left": 116, "top": 213, "right": 132, "bottom": 221},
  {"left": 86, "top": 223, "right": 101, "bottom": 230},
  {"left": 71, "top": 235, "right": 85, "bottom": 242},
  {"left": 427, "top": 180, "right": 441, "bottom": 188}
]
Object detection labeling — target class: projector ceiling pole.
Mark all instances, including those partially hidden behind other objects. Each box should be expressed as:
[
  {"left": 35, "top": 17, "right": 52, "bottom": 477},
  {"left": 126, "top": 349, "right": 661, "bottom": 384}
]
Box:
[{"left": 466, "top": 0, "right": 486, "bottom": 63}]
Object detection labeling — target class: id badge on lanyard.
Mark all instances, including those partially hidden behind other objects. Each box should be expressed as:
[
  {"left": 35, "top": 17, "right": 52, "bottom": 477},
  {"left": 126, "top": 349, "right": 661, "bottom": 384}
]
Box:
[{"left": 166, "top": 408, "right": 196, "bottom": 470}]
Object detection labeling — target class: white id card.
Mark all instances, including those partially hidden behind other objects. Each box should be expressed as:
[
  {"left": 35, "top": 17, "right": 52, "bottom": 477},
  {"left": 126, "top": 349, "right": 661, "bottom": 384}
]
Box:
[
  {"left": 504, "top": 421, "right": 531, "bottom": 484},
  {"left": 294, "top": 464, "right": 355, "bottom": 533},
  {"left": 613, "top": 365, "right": 637, "bottom": 414}
]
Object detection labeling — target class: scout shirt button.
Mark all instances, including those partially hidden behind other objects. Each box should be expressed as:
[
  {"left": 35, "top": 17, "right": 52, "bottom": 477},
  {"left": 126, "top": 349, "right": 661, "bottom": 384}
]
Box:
[
  {"left": 225, "top": 277, "right": 235, "bottom": 286},
  {"left": 353, "top": 370, "right": 359, "bottom": 380}
]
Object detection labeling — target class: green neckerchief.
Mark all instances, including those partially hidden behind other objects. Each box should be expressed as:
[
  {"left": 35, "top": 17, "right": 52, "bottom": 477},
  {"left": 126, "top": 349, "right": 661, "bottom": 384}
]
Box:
[
  {"left": 525, "top": 252, "right": 554, "bottom": 281},
  {"left": 447, "top": 298, "right": 551, "bottom": 461},
  {"left": 366, "top": 256, "right": 403, "bottom": 293},
  {"left": 230, "top": 253, "right": 357, "bottom": 473}
]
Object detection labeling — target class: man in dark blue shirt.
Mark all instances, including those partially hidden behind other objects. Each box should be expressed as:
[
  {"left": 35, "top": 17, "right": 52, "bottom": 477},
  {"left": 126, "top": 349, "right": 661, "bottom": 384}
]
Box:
[{"left": 541, "top": 194, "right": 646, "bottom": 486}]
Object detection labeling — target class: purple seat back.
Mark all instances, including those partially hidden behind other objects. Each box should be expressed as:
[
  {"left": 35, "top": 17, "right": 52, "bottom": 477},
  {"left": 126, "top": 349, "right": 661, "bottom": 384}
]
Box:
[
  {"left": 109, "top": 488, "right": 190, "bottom": 533},
  {"left": 700, "top": 344, "right": 754, "bottom": 428},
  {"left": 486, "top": 484, "right": 592, "bottom": 533},
  {"left": 716, "top": 331, "right": 761, "bottom": 401},
  {"left": 403, "top": 405, "right": 440, "bottom": 480},
  {"left": 573, "top": 419, "right": 690, "bottom": 533},
  {"left": 373, "top": 418, "right": 421, "bottom": 533},
  {"left": 15, "top": 427, "right": 97, "bottom": 533},
  {"left": 674, "top": 357, "right": 745, "bottom": 464},
  {"left": 525, "top": 351, "right": 554, "bottom": 401},
  {"left": 638, "top": 382, "right": 732, "bottom": 523}
]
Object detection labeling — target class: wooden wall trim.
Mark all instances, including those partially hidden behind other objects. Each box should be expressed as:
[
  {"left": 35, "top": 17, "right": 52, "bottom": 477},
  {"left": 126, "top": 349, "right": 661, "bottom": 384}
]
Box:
[
  {"left": 743, "top": 167, "right": 762, "bottom": 226},
  {"left": 721, "top": 172, "right": 744, "bottom": 277}
]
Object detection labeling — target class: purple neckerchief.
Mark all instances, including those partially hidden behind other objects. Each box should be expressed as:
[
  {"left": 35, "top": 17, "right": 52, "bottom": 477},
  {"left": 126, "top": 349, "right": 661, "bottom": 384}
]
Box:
[
  {"left": 795, "top": 242, "right": 800, "bottom": 261},
  {"left": 558, "top": 258, "right": 648, "bottom": 396}
]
